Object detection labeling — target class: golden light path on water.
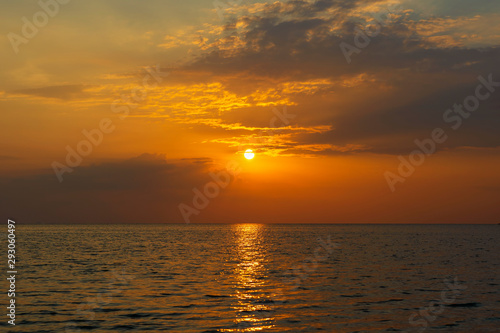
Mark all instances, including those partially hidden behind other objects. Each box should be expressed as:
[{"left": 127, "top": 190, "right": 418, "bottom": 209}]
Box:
[{"left": 228, "top": 224, "right": 275, "bottom": 332}]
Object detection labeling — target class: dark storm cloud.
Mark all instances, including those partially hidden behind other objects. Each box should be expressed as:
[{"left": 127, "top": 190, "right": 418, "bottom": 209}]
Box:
[
  {"left": 0, "top": 154, "right": 216, "bottom": 224},
  {"left": 182, "top": 0, "right": 500, "bottom": 155}
]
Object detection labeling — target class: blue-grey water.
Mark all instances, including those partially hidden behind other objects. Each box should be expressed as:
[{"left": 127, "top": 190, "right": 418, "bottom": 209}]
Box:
[{"left": 2, "top": 224, "right": 499, "bottom": 332}]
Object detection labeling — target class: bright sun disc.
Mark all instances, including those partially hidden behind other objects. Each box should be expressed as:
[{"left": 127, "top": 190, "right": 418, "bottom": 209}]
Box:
[{"left": 244, "top": 149, "right": 255, "bottom": 160}]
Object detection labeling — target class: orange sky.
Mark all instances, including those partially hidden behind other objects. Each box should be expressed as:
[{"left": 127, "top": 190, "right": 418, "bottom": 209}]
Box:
[{"left": 1, "top": 0, "right": 499, "bottom": 223}]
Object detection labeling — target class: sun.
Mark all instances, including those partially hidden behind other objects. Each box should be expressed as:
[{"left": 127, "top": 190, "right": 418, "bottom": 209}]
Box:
[{"left": 244, "top": 149, "right": 255, "bottom": 160}]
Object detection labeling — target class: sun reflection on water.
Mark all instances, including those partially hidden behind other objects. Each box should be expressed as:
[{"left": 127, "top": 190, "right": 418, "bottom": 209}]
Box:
[{"left": 227, "top": 224, "right": 275, "bottom": 332}]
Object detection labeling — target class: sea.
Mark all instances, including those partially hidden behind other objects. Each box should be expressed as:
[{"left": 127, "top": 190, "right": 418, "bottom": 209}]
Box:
[{"left": 3, "top": 224, "right": 499, "bottom": 332}]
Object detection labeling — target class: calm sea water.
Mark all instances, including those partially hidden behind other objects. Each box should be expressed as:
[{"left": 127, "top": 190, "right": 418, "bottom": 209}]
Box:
[{"left": 2, "top": 224, "right": 499, "bottom": 332}]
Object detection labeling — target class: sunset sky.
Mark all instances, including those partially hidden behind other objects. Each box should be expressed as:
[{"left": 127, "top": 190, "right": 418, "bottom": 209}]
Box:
[{"left": 1, "top": 0, "right": 499, "bottom": 223}]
